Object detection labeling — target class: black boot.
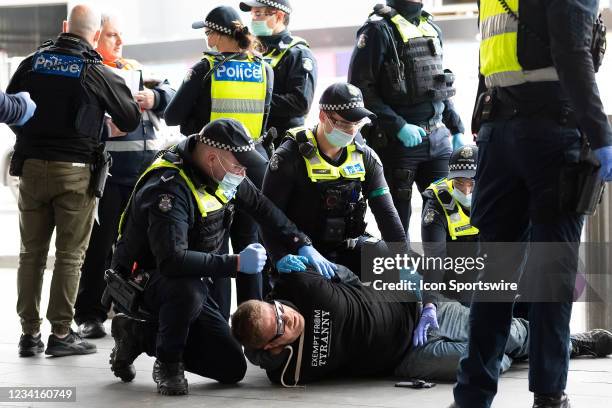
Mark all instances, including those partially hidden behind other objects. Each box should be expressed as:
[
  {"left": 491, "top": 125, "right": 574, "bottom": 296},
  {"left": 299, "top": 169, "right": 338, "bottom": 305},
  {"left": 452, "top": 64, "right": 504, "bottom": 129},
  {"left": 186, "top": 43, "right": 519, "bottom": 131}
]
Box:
[
  {"left": 153, "top": 359, "right": 188, "bottom": 396},
  {"left": 533, "top": 392, "right": 571, "bottom": 408},
  {"left": 109, "top": 315, "right": 145, "bottom": 382},
  {"left": 78, "top": 320, "right": 106, "bottom": 339},
  {"left": 570, "top": 329, "right": 612, "bottom": 357}
]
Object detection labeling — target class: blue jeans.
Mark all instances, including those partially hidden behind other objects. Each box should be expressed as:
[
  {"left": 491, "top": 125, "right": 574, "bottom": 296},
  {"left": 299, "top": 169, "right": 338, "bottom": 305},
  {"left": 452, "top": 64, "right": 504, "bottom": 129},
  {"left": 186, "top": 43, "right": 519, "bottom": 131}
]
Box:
[
  {"left": 454, "top": 117, "right": 584, "bottom": 408},
  {"left": 394, "top": 301, "right": 529, "bottom": 381}
]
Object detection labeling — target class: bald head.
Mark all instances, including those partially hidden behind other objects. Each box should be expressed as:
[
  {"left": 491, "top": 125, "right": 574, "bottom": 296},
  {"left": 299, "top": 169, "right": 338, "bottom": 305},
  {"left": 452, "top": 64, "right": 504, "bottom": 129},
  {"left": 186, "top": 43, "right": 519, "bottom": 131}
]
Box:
[{"left": 64, "top": 4, "right": 102, "bottom": 46}]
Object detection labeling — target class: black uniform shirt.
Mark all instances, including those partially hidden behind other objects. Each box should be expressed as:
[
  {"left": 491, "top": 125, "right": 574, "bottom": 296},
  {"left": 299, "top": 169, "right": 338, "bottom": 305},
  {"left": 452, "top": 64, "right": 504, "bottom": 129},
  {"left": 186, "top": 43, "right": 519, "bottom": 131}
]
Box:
[
  {"left": 261, "top": 129, "right": 406, "bottom": 261},
  {"left": 164, "top": 52, "right": 274, "bottom": 136},
  {"left": 259, "top": 31, "right": 318, "bottom": 133},
  {"left": 247, "top": 268, "right": 416, "bottom": 384},
  {"left": 112, "top": 136, "right": 310, "bottom": 279}
]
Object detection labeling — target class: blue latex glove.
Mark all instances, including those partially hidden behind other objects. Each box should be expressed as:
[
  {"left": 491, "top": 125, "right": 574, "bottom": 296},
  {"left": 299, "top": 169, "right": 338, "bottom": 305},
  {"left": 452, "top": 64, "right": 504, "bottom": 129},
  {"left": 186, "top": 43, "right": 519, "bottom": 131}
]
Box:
[
  {"left": 452, "top": 133, "right": 465, "bottom": 151},
  {"left": 396, "top": 124, "right": 426, "bottom": 148},
  {"left": 594, "top": 146, "right": 612, "bottom": 182},
  {"left": 276, "top": 254, "right": 309, "bottom": 273},
  {"left": 238, "top": 243, "right": 267, "bottom": 274},
  {"left": 412, "top": 304, "right": 439, "bottom": 347},
  {"left": 298, "top": 245, "right": 338, "bottom": 279},
  {"left": 13, "top": 92, "right": 36, "bottom": 126}
]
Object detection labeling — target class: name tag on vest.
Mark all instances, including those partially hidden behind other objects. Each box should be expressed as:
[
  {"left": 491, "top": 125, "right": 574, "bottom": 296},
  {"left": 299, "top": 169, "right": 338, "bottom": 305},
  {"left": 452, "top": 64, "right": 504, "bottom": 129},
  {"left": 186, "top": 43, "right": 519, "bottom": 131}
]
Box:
[
  {"left": 33, "top": 52, "right": 84, "bottom": 78},
  {"left": 215, "top": 61, "right": 263, "bottom": 83},
  {"left": 343, "top": 163, "right": 364, "bottom": 175}
]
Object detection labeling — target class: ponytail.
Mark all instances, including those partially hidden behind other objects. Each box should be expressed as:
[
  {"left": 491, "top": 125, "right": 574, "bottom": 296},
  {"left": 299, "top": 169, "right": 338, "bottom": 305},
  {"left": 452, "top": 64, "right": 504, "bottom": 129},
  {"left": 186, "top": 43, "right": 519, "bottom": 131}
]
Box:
[{"left": 231, "top": 21, "right": 263, "bottom": 56}]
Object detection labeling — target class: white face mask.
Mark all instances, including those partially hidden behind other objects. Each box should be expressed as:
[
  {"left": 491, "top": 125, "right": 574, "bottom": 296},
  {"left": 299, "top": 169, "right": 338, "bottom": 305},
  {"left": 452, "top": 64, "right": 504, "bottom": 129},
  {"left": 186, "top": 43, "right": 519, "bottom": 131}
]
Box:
[{"left": 452, "top": 188, "right": 472, "bottom": 208}]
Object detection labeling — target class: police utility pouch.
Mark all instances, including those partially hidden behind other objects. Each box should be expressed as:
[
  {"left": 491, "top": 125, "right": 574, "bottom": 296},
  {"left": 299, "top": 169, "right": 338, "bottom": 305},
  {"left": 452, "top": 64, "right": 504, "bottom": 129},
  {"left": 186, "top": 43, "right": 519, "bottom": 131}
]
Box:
[
  {"left": 8, "top": 150, "right": 25, "bottom": 177},
  {"left": 559, "top": 136, "right": 605, "bottom": 216},
  {"left": 471, "top": 89, "right": 496, "bottom": 134},
  {"left": 91, "top": 143, "right": 112, "bottom": 198},
  {"left": 102, "top": 269, "right": 148, "bottom": 316}
]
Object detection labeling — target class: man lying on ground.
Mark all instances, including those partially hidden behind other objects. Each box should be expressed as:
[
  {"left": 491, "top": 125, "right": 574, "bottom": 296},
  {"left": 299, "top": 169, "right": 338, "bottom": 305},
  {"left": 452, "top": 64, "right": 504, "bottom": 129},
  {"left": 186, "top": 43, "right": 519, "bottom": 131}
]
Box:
[{"left": 231, "top": 266, "right": 612, "bottom": 385}]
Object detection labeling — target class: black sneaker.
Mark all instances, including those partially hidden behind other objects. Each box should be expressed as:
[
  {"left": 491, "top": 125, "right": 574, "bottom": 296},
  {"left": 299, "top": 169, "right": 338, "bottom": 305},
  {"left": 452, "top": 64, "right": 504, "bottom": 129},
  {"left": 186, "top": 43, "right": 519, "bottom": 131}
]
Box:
[
  {"left": 45, "top": 330, "right": 97, "bottom": 357},
  {"left": 570, "top": 329, "right": 612, "bottom": 357},
  {"left": 533, "top": 392, "right": 571, "bottom": 408},
  {"left": 153, "top": 359, "right": 188, "bottom": 396},
  {"left": 109, "top": 315, "right": 145, "bottom": 382},
  {"left": 78, "top": 320, "right": 106, "bottom": 339},
  {"left": 18, "top": 333, "right": 44, "bottom": 357}
]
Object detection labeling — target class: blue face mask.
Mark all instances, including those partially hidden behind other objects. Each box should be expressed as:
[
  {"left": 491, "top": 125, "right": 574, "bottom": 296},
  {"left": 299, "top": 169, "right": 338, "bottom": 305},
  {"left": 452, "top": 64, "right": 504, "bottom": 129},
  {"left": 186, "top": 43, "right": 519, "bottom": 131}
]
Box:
[
  {"left": 251, "top": 20, "right": 274, "bottom": 37},
  {"left": 452, "top": 188, "right": 472, "bottom": 208},
  {"left": 214, "top": 155, "right": 245, "bottom": 198},
  {"left": 324, "top": 119, "right": 356, "bottom": 148}
]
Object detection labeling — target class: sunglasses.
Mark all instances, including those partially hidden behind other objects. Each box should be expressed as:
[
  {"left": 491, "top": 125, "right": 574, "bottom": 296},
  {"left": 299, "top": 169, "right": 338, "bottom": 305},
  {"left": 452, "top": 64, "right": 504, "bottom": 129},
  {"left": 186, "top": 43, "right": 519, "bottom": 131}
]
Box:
[{"left": 270, "top": 300, "right": 285, "bottom": 341}]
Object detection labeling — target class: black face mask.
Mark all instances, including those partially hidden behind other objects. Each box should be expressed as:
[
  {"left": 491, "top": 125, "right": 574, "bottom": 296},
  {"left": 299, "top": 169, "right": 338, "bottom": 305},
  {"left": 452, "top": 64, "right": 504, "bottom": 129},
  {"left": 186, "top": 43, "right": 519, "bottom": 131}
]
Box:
[{"left": 387, "top": 0, "right": 423, "bottom": 20}]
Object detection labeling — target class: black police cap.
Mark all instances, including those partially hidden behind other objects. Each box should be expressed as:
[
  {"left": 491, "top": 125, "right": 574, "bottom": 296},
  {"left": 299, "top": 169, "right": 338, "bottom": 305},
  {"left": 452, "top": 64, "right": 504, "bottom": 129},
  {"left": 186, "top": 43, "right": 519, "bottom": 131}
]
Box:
[
  {"left": 192, "top": 6, "right": 243, "bottom": 35},
  {"left": 449, "top": 145, "right": 478, "bottom": 180},
  {"left": 196, "top": 119, "right": 266, "bottom": 168},
  {"left": 239, "top": 0, "right": 292, "bottom": 14},
  {"left": 319, "top": 82, "right": 377, "bottom": 123}
]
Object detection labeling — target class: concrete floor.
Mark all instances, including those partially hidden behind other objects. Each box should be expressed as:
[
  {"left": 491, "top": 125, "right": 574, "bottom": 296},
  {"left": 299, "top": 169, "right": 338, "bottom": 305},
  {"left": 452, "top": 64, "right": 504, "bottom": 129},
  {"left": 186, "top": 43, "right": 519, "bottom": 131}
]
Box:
[{"left": 0, "top": 265, "right": 610, "bottom": 408}]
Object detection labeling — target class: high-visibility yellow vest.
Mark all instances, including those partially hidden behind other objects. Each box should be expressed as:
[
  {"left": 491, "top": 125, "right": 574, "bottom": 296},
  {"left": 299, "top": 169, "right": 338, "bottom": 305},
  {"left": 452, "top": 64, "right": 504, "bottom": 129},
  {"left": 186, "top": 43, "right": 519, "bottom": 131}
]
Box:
[
  {"left": 389, "top": 14, "right": 439, "bottom": 42},
  {"left": 118, "top": 156, "right": 233, "bottom": 237},
  {"left": 262, "top": 36, "right": 309, "bottom": 68},
  {"left": 429, "top": 179, "right": 479, "bottom": 240},
  {"left": 204, "top": 54, "right": 267, "bottom": 140},
  {"left": 479, "top": 0, "right": 558, "bottom": 88},
  {"left": 287, "top": 127, "right": 366, "bottom": 183}
]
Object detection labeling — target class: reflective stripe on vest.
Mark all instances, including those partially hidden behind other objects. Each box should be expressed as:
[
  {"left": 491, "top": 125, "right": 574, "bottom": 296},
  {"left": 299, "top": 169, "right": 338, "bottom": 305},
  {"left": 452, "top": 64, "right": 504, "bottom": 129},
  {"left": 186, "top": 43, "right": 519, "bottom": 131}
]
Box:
[
  {"left": 479, "top": 0, "right": 559, "bottom": 88},
  {"left": 390, "top": 14, "right": 439, "bottom": 42},
  {"left": 263, "top": 36, "right": 309, "bottom": 68},
  {"left": 204, "top": 55, "right": 267, "bottom": 140},
  {"left": 287, "top": 127, "right": 366, "bottom": 182},
  {"left": 118, "top": 156, "right": 230, "bottom": 236},
  {"left": 105, "top": 139, "right": 166, "bottom": 152},
  {"left": 429, "top": 179, "right": 479, "bottom": 240}
]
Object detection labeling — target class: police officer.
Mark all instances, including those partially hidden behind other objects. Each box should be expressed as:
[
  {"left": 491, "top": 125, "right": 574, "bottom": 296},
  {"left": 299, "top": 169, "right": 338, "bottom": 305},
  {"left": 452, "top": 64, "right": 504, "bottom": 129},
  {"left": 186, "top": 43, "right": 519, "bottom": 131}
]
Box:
[
  {"left": 450, "top": 1, "right": 612, "bottom": 408},
  {"left": 74, "top": 13, "right": 176, "bottom": 339},
  {"left": 420, "top": 145, "right": 478, "bottom": 305},
  {"left": 348, "top": 0, "right": 465, "bottom": 240},
  {"left": 262, "top": 83, "right": 406, "bottom": 279},
  {"left": 165, "top": 5, "right": 274, "bottom": 320},
  {"left": 239, "top": 0, "right": 318, "bottom": 144},
  {"left": 0, "top": 90, "right": 36, "bottom": 126},
  {"left": 6, "top": 4, "right": 140, "bottom": 357},
  {"left": 108, "top": 118, "right": 333, "bottom": 395}
]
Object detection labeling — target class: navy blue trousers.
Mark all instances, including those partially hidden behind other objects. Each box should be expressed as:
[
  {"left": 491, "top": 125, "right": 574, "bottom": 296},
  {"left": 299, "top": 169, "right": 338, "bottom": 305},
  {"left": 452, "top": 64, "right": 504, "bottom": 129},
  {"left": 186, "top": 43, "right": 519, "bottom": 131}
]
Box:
[{"left": 454, "top": 118, "right": 584, "bottom": 408}]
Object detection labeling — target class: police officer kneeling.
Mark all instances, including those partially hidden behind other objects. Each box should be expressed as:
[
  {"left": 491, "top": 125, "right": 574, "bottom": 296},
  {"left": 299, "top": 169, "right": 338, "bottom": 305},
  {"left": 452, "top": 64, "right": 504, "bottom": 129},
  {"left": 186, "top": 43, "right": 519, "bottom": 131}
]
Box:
[
  {"left": 420, "top": 145, "right": 479, "bottom": 304},
  {"left": 262, "top": 83, "right": 407, "bottom": 279},
  {"left": 108, "top": 118, "right": 317, "bottom": 396}
]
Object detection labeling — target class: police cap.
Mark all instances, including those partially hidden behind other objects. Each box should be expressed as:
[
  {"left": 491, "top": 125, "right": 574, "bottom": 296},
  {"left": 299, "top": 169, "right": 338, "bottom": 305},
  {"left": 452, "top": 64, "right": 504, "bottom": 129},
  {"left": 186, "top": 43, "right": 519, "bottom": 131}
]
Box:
[
  {"left": 192, "top": 6, "right": 243, "bottom": 34},
  {"left": 239, "top": 0, "right": 292, "bottom": 14},
  {"left": 319, "top": 82, "right": 377, "bottom": 122},
  {"left": 448, "top": 145, "right": 478, "bottom": 180},
  {"left": 196, "top": 119, "right": 267, "bottom": 168}
]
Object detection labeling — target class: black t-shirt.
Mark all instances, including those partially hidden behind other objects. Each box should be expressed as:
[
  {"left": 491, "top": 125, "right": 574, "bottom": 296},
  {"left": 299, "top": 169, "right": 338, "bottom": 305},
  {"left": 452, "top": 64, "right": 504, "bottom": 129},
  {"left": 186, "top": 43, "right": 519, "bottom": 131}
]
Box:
[{"left": 256, "top": 270, "right": 416, "bottom": 384}]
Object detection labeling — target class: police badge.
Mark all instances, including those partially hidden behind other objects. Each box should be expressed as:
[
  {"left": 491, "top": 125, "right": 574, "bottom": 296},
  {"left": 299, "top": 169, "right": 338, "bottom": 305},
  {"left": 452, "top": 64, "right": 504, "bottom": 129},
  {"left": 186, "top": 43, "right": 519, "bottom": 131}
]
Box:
[
  {"left": 269, "top": 154, "right": 280, "bottom": 171},
  {"left": 158, "top": 194, "right": 174, "bottom": 213},
  {"left": 423, "top": 208, "right": 436, "bottom": 225}
]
